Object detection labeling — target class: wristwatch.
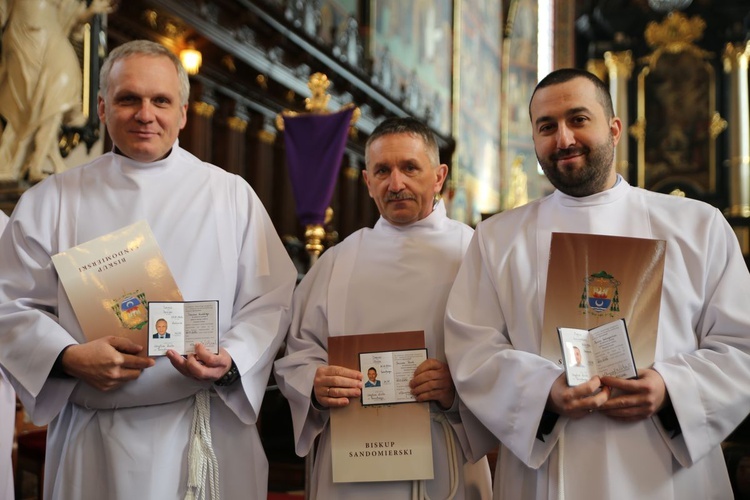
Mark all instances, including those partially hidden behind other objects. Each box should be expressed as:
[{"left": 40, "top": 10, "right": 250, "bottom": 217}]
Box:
[{"left": 214, "top": 359, "right": 240, "bottom": 387}]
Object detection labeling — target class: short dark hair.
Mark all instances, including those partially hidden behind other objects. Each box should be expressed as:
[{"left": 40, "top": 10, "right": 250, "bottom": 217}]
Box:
[
  {"left": 367, "top": 367, "right": 377, "bottom": 374},
  {"left": 365, "top": 117, "right": 439, "bottom": 168},
  {"left": 530, "top": 68, "right": 614, "bottom": 120}
]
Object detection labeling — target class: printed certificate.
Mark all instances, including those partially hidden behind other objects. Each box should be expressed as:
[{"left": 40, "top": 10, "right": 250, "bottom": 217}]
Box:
[
  {"left": 148, "top": 300, "right": 219, "bottom": 356},
  {"left": 328, "top": 331, "right": 433, "bottom": 483},
  {"left": 558, "top": 318, "right": 637, "bottom": 386},
  {"left": 359, "top": 349, "right": 427, "bottom": 406}
]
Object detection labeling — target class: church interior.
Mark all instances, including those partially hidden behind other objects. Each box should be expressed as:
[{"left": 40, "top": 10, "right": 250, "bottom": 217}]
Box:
[{"left": 4, "top": 0, "right": 750, "bottom": 498}]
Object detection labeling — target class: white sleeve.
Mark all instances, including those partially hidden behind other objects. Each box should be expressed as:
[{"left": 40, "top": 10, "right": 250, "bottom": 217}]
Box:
[
  {"left": 274, "top": 248, "right": 337, "bottom": 456},
  {"left": 653, "top": 208, "right": 750, "bottom": 466},
  {"left": 445, "top": 225, "right": 564, "bottom": 468}
]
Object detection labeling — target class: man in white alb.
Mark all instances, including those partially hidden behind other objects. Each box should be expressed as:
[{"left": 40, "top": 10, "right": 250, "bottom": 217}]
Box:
[
  {"left": 0, "top": 211, "right": 13, "bottom": 500},
  {"left": 274, "top": 117, "right": 492, "bottom": 499},
  {"left": 0, "top": 40, "right": 296, "bottom": 499},
  {"left": 445, "top": 68, "right": 750, "bottom": 499}
]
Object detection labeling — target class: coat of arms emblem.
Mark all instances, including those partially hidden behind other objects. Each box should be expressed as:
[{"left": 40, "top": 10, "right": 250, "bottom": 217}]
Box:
[
  {"left": 111, "top": 290, "right": 149, "bottom": 330},
  {"left": 579, "top": 271, "right": 620, "bottom": 316}
]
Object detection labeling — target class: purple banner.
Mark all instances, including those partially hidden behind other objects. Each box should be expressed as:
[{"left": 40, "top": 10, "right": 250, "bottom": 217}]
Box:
[{"left": 283, "top": 108, "right": 354, "bottom": 226}]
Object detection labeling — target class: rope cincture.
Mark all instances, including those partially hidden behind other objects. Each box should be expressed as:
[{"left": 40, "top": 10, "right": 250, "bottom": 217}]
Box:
[
  {"left": 410, "top": 411, "right": 459, "bottom": 500},
  {"left": 185, "top": 390, "right": 220, "bottom": 500}
]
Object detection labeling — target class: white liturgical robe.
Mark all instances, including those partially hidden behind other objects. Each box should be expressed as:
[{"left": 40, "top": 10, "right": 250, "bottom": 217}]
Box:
[
  {"left": 274, "top": 201, "right": 493, "bottom": 499},
  {"left": 445, "top": 178, "right": 750, "bottom": 499},
  {"left": 0, "top": 211, "right": 13, "bottom": 500},
  {"left": 0, "top": 142, "right": 297, "bottom": 499}
]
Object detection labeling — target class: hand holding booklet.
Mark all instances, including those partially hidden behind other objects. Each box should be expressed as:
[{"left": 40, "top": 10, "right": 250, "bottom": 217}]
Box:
[
  {"left": 51, "top": 220, "right": 219, "bottom": 357},
  {"left": 558, "top": 318, "right": 638, "bottom": 386},
  {"left": 328, "top": 331, "right": 433, "bottom": 483}
]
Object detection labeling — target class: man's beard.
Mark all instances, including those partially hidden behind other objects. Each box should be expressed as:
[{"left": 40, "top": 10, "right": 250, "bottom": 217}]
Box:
[{"left": 538, "top": 135, "right": 615, "bottom": 197}]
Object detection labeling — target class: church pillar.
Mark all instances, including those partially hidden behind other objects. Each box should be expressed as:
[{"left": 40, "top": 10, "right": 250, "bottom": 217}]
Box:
[
  {"left": 183, "top": 83, "right": 217, "bottom": 162},
  {"left": 247, "top": 115, "right": 277, "bottom": 218},
  {"left": 214, "top": 98, "right": 249, "bottom": 177},
  {"left": 605, "top": 51, "right": 634, "bottom": 182},
  {"left": 723, "top": 41, "right": 750, "bottom": 217}
]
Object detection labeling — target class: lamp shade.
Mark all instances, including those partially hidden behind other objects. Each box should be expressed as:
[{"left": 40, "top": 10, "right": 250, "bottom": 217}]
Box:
[{"left": 180, "top": 48, "right": 202, "bottom": 75}]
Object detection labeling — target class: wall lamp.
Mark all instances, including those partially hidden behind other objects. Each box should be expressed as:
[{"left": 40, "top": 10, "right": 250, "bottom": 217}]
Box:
[{"left": 180, "top": 43, "right": 202, "bottom": 75}]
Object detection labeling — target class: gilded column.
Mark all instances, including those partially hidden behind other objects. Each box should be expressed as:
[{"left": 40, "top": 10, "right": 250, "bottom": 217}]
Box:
[
  {"left": 723, "top": 41, "right": 750, "bottom": 217},
  {"left": 604, "top": 51, "right": 634, "bottom": 182},
  {"left": 586, "top": 60, "right": 607, "bottom": 83}
]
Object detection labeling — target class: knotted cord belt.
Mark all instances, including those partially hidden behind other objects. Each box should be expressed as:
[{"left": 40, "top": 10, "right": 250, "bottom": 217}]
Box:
[
  {"left": 410, "top": 411, "right": 459, "bottom": 500},
  {"left": 185, "top": 390, "right": 220, "bottom": 500}
]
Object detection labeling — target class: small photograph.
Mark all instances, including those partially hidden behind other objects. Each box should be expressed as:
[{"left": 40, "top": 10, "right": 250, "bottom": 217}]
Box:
[
  {"left": 147, "top": 303, "right": 185, "bottom": 356},
  {"left": 364, "top": 366, "right": 381, "bottom": 388},
  {"left": 565, "top": 341, "right": 585, "bottom": 368},
  {"left": 152, "top": 317, "right": 172, "bottom": 339}
]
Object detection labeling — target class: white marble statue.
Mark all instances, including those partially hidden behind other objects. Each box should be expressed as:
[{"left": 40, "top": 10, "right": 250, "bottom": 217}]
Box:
[{"left": 0, "top": 0, "right": 112, "bottom": 182}]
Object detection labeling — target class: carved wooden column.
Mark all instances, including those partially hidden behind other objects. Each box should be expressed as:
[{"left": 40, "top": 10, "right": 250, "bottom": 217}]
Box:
[
  {"left": 605, "top": 51, "right": 634, "bottom": 182},
  {"left": 246, "top": 115, "right": 277, "bottom": 217},
  {"left": 182, "top": 83, "right": 217, "bottom": 162},
  {"left": 214, "top": 97, "right": 249, "bottom": 177}
]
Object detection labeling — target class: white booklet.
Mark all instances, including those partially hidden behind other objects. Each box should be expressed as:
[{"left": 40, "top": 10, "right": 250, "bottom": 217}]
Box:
[
  {"left": 557, "top": 318, "right": 637, "bottom": 386},
  {"left": 147, "top": 300, "right": 218, "bottom": 356}
]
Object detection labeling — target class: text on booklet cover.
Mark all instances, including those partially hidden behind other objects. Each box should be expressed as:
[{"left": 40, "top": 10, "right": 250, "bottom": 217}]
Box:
[{"left": 328, "top": 331, "right": 433, "bottom": 483}]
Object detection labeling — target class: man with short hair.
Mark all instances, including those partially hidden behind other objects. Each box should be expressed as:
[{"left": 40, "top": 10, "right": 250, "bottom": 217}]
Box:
[
  {"left": 274, "top": 117, "right": 492, "bottom": 499},
  {"left": 364, "top": 367, "right": 380, "bottom": 388},
  {"left": 0, "top": 40, "right": 296, "bottom": 499},
  {"left": 153, "top": 318, "right": 171, "bottom": 339},
  {"left": 445, "top": 68, "right": 750, "bottom": 499}
]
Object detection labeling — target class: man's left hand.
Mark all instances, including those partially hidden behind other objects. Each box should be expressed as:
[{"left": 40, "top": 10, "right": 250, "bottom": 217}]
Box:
[
  {"left": 598, "top": 368, "right": 667, "bottom": 422},
  {"left": 410, "top": 358, "right": 455, "bottom": 410},
  {"left": 165, "top": 343, "right": 233, "bottom": 382}
]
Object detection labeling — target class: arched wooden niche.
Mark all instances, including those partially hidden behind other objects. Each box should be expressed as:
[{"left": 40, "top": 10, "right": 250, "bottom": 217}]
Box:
[{"left": 632, "top": 12, "right": 727, "bottom": 196}]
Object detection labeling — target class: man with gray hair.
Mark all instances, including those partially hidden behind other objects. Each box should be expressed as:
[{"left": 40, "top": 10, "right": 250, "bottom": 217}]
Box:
[
  {"left": 275, "top": 117, "right": 492, "bottom": 499},
  {"left": 0, "top": 39, "right": 296, "bottom": 499}
]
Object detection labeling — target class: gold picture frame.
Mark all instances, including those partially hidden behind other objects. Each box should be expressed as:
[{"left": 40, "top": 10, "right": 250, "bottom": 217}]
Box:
[{"left": 632, "top": 12, "right": 726, "bottom": 195}]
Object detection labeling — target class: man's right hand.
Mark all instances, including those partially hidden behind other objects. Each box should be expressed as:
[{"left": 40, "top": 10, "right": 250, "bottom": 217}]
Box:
[
  {"left": 313, "top": 365, "right": 362, "bottom": 408},
  {"left": 61, "top": 336, "right": 155, "bottom": 391},
  {"left": 546, "top": 373, "right": 611, "bottom": 419}
]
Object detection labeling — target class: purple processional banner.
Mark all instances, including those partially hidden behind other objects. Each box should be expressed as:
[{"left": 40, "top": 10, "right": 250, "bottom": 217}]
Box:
[{"left": 282, "top": 107, "right": 354, "bottom": 226}]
